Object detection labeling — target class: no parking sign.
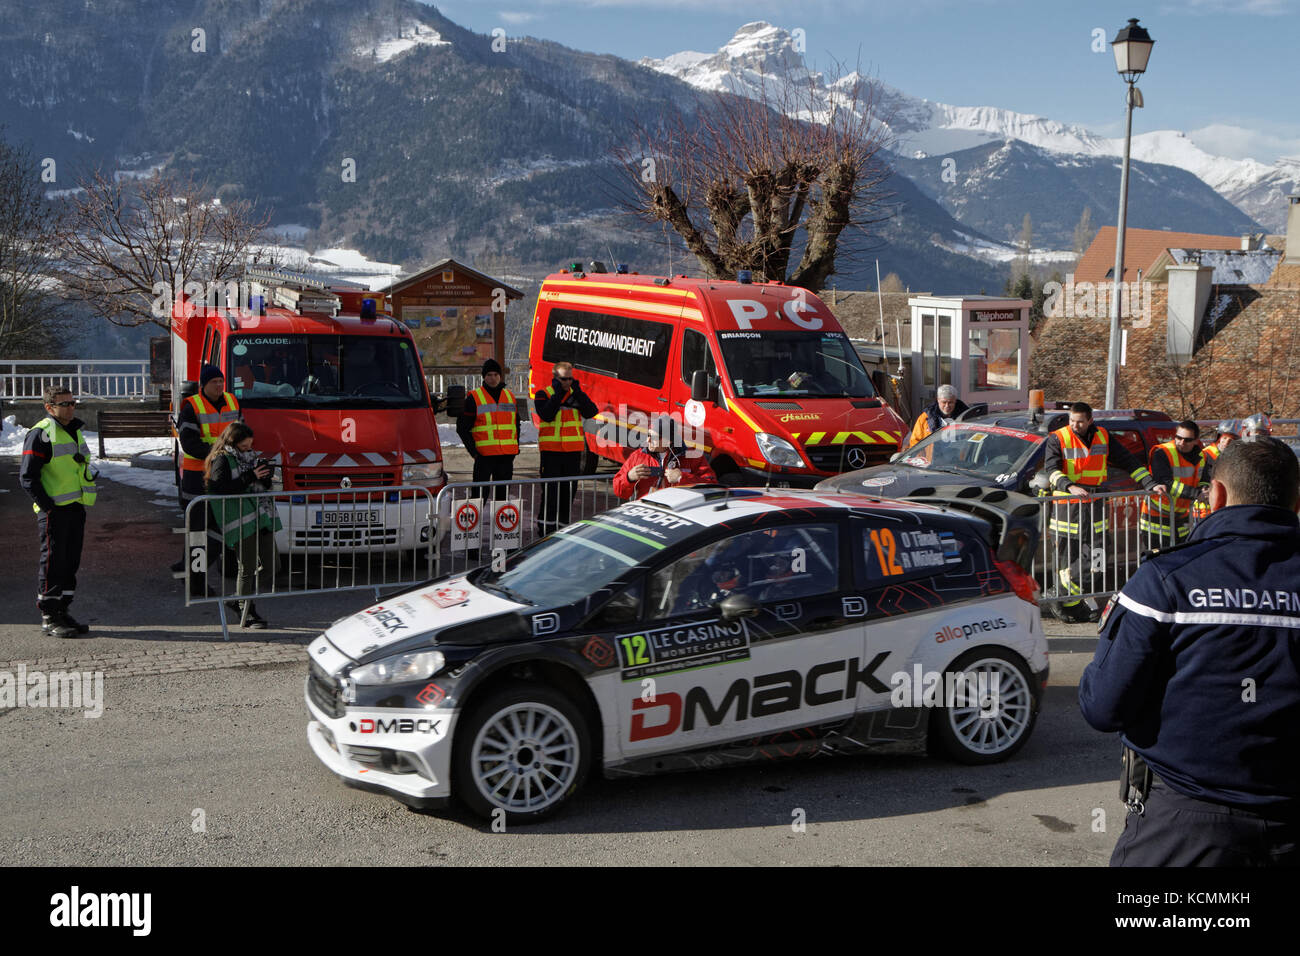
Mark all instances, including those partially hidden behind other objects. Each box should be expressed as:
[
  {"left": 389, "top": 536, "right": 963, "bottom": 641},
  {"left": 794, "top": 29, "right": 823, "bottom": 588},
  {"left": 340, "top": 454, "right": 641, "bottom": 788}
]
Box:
[
  {"left": 450, "top": 498, "right": 483, "bottom": 552},
  {"left": 490, "top": 498, "right": 523, "bottom": 551}
]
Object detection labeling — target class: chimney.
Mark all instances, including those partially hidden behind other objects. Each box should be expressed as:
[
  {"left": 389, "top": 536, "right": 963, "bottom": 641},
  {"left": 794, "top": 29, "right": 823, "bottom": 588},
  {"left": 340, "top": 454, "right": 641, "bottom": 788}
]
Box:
[
  {"left": 1288, "top": 195, "right": 1300, "bottom": 264},
  {"left": 1166, "top": 263, "right": 1214, "bottom": 366},
  {"left": 1241, "top": 233, "right": 1258, "bottom": 250}
]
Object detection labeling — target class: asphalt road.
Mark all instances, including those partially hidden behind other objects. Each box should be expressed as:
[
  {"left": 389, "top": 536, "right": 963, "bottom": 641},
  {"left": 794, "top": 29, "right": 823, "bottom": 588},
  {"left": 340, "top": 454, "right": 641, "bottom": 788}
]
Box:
[{"left": 0, "top": 452, "right": 1120, "bottom": 866}]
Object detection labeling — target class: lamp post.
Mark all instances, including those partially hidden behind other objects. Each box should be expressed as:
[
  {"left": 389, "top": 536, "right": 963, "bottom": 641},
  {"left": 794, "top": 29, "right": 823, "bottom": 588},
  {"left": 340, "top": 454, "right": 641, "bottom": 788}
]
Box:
[{"left": 1104, "top": 18, "right": 1154, "bottom": 410}]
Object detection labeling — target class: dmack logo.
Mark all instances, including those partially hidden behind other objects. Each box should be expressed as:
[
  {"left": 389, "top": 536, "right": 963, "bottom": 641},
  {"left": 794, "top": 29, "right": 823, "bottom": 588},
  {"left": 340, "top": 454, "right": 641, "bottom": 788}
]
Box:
[
  {"left": 628, "top": 653, "right": 891, "bottom": 742},
  {"left": 358, "top": 717, "right": 443, "bottom": 734},
  {"left": 364, "top": 606, "right": 407, "bottom": 634}
]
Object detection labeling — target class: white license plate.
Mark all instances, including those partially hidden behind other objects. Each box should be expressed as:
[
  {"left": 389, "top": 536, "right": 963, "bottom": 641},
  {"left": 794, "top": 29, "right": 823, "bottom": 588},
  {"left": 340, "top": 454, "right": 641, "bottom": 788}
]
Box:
[{"left": 316, "top": 510, "right": 381, "bottom": 526}]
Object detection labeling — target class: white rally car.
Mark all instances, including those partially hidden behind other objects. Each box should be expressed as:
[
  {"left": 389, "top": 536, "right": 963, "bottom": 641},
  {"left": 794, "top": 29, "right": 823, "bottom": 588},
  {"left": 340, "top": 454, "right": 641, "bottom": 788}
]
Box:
[{"left": 306, "top": 484, "right": 1048, "bottom": 823}]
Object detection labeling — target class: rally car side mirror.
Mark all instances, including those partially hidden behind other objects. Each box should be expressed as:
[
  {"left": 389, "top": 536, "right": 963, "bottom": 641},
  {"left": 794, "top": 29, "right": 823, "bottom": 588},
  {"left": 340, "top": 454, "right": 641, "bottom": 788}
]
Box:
[{"left": 717, "top": 593, "right": 760, "bottom": 621}]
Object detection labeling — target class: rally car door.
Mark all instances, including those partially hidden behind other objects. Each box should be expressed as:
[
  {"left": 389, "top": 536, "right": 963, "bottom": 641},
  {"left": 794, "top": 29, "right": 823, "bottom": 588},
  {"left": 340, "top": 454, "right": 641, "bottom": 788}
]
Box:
[{"left": 610, "top": 522, "right": 864, "bottom": 759}]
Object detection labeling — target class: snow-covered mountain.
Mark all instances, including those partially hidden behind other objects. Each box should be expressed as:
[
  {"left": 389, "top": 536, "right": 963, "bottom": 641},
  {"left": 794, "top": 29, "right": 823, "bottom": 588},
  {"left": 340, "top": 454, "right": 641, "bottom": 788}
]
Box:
[{"left": 642, "top": 22, "right": 1298, "bottom": 232}]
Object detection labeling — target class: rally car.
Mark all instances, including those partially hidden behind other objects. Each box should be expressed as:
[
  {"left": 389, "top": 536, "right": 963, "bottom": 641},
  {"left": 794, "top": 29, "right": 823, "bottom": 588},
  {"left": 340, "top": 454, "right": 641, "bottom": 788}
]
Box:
[
  {"left": 306, "top": 484, "right": 1049, "bottom": 823},
  {"left": 815, "top": 408, "right": 1176, "bottom": 498}
]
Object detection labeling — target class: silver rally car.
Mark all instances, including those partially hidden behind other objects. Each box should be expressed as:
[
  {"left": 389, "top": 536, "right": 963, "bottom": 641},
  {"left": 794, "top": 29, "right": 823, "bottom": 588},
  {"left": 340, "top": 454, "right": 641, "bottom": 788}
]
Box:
[{"left": 306, "top": 484, "right": 1048, "bottom": 823}]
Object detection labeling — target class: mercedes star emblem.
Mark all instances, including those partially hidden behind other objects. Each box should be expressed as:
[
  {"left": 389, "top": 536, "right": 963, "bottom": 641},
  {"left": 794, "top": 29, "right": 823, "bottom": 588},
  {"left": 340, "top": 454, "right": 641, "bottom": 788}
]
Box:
[
  {"left": 340, "top": 476, "right": 352, "bottom": 489},
  {"left": 847, "top": 447, "right": 868, "bottom": 469}
]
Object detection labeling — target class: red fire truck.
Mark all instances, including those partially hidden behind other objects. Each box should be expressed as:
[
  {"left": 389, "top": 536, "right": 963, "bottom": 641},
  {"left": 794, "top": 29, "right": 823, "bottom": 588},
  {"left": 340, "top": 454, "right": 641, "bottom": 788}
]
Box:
[{"left": 170, "top": 272, "right": 445, "bottom": 554}]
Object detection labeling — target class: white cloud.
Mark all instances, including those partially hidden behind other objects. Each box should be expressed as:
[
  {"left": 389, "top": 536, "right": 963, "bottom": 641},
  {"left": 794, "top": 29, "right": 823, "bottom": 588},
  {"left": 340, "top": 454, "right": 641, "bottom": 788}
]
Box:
[{"left": 1187, "top": 123, "right": 1300, "bottom": 162}]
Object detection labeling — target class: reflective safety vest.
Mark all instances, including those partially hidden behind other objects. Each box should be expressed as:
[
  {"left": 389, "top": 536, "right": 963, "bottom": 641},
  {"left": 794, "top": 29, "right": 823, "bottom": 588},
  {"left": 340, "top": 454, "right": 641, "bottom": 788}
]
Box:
[
  {"left": 1140, "top": 441, "right": 1203, "bottom": 539},
  {"left": 31, "top": 418, "right": 97, "bottom": 512},
  {"left": 208, "top": 454, "right": 282, "bottom": 546},
  {"left": 536, "top": 385, "right": 586, "bottom": 452},
  {"left": 181, "top": 391, "right": 241, "bottom": 473},
  {"left": 1202, "top": 443, "right": 1221, "bottom": 463},
  {"left": 470, "top": 386, "right": 518, "bottom": 456},
  {"left": 1052, "top": 425, "right": 1110, "bottom": 486},
  {"left": 1046, "top": 425, "right": 1111, "bottom": 536}
]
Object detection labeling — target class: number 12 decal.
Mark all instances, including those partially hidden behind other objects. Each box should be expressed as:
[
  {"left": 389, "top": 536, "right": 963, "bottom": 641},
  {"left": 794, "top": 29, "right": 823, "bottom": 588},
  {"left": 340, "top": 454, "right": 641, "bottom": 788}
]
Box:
[
  {"left": 620, "top": 634, "right": 650, "bottom": 666},
  {"left": 869, "top": 528, "right": 905, "bottom": 576}
]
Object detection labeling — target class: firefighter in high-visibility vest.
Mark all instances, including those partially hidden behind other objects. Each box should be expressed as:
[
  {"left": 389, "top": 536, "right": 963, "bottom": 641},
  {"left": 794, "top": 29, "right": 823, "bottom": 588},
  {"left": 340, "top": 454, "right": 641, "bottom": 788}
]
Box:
[
  {"left": 1041, "top": 401, "right": 1165, "bottom": 622},
  {"left": 174, "top": 364, "right": 242, "bottom": 591},
  {"left": 534, "top": 361, "right": 597, "bottom": 536},
  {"left": 1139, "top": 420, "right": 1208, "bottom": 545},
  {"left": 19, "top": 385, "right": 98, "bottom": 638},
  {"left": 457, "top": 359, "right": 520, "bottom": 498}
]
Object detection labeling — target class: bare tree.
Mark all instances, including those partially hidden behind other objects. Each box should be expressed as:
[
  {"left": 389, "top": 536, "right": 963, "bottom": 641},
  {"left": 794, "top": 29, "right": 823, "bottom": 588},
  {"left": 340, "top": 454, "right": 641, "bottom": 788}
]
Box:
[
  {"left": 0, "top": 136, "right": 65, "bottom": 356},
  {"left": 57, "top": 169, "right": 270, "bottom": 328},
  {"left": 612, "top": 65, "right": 895, "bottom": 292}
]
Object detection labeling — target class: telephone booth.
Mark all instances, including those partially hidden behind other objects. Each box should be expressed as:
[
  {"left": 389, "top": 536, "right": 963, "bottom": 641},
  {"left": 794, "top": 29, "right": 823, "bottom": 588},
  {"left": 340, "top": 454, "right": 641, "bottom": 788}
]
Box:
[{"left": 908, "top": 295, "right": 1031, "bottom": 415}]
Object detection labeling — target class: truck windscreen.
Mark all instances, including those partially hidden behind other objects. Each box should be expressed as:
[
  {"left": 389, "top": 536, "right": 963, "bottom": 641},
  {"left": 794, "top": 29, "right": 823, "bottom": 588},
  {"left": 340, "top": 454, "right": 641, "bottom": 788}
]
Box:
[
  {"left": 716, "top": 330, "right": 876, "bottom": 399},
  {"left": 227, "top": 334, "right": 426, "bottom": 408}
]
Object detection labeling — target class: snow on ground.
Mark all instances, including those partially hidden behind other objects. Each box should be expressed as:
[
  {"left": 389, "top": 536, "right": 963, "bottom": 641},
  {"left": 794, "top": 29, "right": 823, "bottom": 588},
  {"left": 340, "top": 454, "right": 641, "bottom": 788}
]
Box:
[
  {"left": 2, "top": 415, "right": 176, "bottom": 502},
  {"left": 438, "top": 422, "right": 538, "bottom": 448},
  {"left": 354, "top": 23, "right": 449, "bottom": 63},
  {"left": 4, "top": 416, "right": 539, "bottom": 506}
]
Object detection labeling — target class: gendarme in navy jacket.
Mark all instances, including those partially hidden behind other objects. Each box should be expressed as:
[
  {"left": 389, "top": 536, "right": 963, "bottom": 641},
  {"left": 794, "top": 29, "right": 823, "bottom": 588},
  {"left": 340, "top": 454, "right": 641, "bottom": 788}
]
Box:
[{"left": 1079, "top": 504, "right": 1300, "bottom": 812}]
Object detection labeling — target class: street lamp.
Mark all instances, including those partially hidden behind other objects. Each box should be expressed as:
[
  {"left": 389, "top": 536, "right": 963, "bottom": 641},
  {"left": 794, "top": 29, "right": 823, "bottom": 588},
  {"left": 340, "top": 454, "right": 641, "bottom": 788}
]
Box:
[{"left": 1104, "top": 18, "right": 1154, "bottom": 410}]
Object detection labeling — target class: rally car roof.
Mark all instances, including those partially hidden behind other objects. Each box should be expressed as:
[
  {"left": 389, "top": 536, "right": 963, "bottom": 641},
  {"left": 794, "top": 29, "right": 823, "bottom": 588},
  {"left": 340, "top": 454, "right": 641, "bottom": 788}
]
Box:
[{"left": 635, "top": 485, "right": 959, "bottom": 526}]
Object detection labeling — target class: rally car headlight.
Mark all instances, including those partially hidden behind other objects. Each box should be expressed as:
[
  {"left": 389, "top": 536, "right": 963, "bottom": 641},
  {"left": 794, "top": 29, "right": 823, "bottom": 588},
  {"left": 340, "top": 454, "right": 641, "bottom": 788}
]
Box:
[
  {"left": 350, "top": 650, "right": 445, "bottom": 686},
  {"left": 756, "top": 432, "right": 805, "bottom": 468},
  {"left": 402, "top": 463, "right": 442, "bottom": 483}
]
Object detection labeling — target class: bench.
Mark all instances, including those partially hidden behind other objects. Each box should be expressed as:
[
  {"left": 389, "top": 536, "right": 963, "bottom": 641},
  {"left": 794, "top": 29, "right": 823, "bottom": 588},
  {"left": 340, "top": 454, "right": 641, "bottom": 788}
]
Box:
[{"left": 97, "top": 410, "right": 173, "bottom": 458}]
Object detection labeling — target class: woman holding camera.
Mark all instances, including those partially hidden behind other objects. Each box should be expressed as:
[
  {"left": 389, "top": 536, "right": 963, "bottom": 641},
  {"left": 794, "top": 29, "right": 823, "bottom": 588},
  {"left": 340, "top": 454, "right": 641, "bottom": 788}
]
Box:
[{"left": 203, "top": 422, "right": 281, "bottom": 629}]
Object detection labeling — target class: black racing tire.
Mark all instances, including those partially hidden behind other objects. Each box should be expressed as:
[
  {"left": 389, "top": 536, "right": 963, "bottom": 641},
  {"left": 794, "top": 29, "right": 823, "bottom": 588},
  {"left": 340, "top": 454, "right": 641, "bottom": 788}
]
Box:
[
  {"left": 928, "top": 647, "right": 1038, "bottom": 765},
  {"left": 453, "top": 680, "right": 592, "bottom": 824}
]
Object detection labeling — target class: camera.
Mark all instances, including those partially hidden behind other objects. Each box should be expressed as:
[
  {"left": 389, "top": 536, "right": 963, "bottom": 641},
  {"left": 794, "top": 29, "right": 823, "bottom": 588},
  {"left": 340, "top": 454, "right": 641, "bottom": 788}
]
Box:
[{"left": 254, "top": 458, "right": 276, "bottom": 471}]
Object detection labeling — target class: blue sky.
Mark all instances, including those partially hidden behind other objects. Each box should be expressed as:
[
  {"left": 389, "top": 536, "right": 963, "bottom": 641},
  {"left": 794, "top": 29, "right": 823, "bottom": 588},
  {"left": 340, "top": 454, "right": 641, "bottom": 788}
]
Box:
[{"left": 429, "top": 0, "right": 1300, "bottom": 163}]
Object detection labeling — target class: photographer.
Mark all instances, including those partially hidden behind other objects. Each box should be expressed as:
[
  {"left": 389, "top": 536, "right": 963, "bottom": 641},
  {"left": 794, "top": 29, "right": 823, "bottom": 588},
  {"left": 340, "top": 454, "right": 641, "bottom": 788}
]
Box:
[
  {"left": 613, "top": 414, "right": 716, "bottom": 500},
  {"left": 203, "top": 422, "right": 282, "bottom": 629},
  {"left": 534, "top": 361, "right": 598, "bottom": 535}
]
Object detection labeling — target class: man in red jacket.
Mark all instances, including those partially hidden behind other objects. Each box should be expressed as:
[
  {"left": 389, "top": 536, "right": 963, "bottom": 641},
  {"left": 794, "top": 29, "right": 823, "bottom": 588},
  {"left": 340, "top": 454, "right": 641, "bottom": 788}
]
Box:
[{"left": 613, "top": 415, "right": 717, "bottom": 500}]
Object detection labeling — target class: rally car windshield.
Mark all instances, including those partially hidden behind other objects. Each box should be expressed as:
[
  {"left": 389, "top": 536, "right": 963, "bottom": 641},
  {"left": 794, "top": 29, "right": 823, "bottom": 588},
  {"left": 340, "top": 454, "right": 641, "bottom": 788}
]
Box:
[
  {"left": 899, "top": 426, "right": 1039, "bottom": 480},
  {"left": 227, "top": 334, "right": 427, "bottom": 408},
  {"left": 716, "top": 330, "right": 877, "bottom": 398},
  {"left": 477, "top": 508, "right": 701, "bottom": 609}
]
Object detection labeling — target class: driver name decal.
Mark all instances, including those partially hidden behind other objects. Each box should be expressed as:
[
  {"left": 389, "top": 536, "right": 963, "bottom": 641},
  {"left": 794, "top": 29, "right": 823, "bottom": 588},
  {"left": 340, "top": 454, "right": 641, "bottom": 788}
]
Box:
[{"left": 616, "top": 618, "right": 750, "bottom": 681}]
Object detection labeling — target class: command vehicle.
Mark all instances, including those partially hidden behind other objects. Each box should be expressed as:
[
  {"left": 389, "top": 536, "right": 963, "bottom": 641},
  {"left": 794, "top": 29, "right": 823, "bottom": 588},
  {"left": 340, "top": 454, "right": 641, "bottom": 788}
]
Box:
[
  {"left": 305, "top": 483, "right": 1047, "bottom": 822},
  {"left": 526, "top": 266, "right": 910, "bottom": 486},
  {"left": 170, "top": 274, "right": 446, "bottom": 555}
]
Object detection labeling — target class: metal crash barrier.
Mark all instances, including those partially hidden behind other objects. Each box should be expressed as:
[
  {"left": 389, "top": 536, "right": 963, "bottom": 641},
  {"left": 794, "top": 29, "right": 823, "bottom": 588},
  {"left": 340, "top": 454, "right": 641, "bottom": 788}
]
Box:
[
  {"left": 433, "top": 475, "right": 620, "bottom": 577},
  {"left": 182, "top": 485, "right": 440, "bottom": 640},
  {"left": 1034, "top": 488, "right": 1206, "bottom": 611},
  {"left": 181, "top": 475, "right": 624, "bottom": 639}
]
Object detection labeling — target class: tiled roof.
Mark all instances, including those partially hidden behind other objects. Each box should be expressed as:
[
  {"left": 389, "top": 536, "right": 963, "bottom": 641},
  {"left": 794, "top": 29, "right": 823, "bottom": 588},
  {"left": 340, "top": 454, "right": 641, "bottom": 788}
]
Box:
[{"left": 1075, "top": 226, "right": 1248, "bottom": 284}]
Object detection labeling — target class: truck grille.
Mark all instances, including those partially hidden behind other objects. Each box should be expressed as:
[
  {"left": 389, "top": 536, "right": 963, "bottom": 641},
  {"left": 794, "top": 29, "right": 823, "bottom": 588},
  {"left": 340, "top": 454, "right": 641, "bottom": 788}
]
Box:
[
  {"left": 308, "top": 660, "right": 344, "bottom": 718},
  {"left": 292, "top": 527, "right": 401, "bottom": 549},
  {"left": 293, "top": 471, "right": 394, "bottom": 490},
  {"left": 806, "top": 443, "right": 897, "bottom": 474}
]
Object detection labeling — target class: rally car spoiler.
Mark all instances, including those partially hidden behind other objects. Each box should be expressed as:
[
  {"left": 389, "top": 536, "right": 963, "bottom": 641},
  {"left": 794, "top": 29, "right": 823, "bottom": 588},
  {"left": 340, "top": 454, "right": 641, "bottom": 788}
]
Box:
[{"left": 902, "top": 484, "right": 1040, "bottom": 574}]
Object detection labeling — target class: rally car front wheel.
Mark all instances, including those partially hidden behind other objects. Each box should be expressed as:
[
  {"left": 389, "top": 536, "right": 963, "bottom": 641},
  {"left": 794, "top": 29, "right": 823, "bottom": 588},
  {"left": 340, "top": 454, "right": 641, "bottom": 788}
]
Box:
[
  {"left": 453, "top": 681, "right": 592, "bottom": 824},
  {"left": 929, "top": 648, "right": 1037, "bottom": 765}
]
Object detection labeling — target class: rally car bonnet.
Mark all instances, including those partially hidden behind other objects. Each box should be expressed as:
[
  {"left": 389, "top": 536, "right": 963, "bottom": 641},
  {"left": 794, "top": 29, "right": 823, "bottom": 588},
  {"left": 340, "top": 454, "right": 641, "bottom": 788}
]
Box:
[{"left": 322, "top": 578, "right": 526, "bottom": 660}]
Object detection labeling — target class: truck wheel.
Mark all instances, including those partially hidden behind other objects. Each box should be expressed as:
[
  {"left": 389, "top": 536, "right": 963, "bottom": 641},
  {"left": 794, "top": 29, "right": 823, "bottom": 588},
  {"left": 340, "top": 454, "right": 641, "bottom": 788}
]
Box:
[
  {"left": 453, "top": 681, "right": 591, "bottom": 824},
  {"left": 928, "top": 648, "right": 1037, "bottom": 765}
]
